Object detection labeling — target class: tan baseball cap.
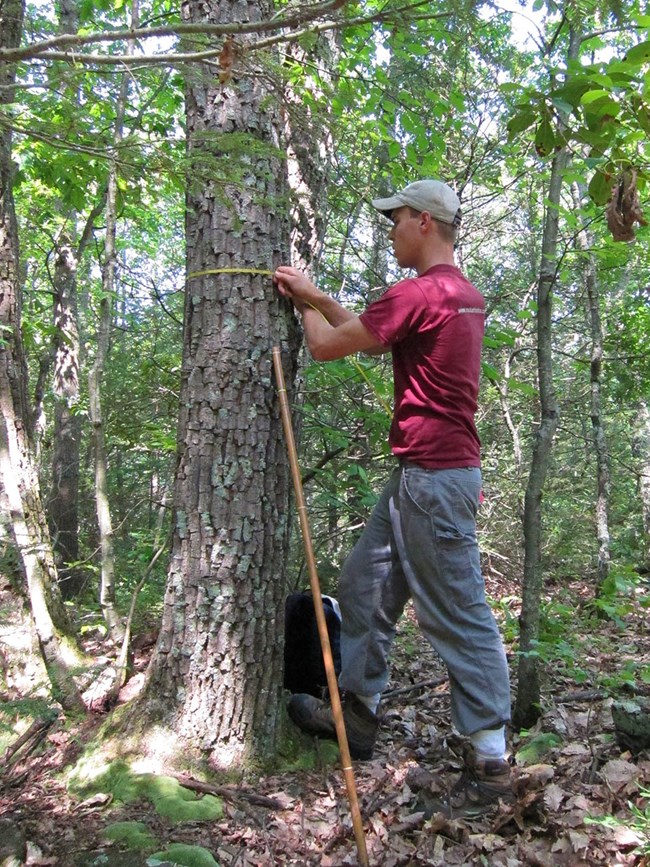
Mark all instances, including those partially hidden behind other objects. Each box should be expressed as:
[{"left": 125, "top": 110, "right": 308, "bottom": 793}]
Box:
[{"left": 371, "top": 179, "right": 462, "bottom": 226}]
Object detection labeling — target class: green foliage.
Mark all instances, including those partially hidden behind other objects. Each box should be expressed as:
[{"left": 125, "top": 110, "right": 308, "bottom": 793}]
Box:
[
  {"left": 586, "top": 787, "right": 650, "bottom": 858},
  {"left": 516, "top": 730, "right": 563, "bottom": 764},
  {"left": 287, "top": 351, "right": 393, "bottom": 590},
  {"left": 520, "top": 639, "right": 590, "bottom": 685},
  {"left": 502, "top": 15, "right": 650, "bottom": 203},
  {"left": 592, "top": 564, "right": 650, "bottom": 626},
  {"left": 516, "top": 598, "right": 592, "bottom": 684},
  {"left": 508, "top": 568, "right": 650, "bottom": 698},
  {"left": 600, "top": 659, "right": 650, "bottom": 693},
  {"left": 12, "top": 2, "right": 187, "bottom": 620},
  {"left": 487, "top": 596, "right": 520, "bottom": 644}
]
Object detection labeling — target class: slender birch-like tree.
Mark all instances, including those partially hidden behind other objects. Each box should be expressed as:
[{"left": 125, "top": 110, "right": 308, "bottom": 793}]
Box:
[
  {"left": 0, "top": 0, "right": 85, "bottom": 712},
  {"left": 513, "top": 23, "right": 581, "bottom": 730}
]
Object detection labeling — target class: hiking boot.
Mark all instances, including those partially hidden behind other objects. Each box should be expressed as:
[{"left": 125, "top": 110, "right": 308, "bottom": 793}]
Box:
[
  {"left": 420, "top": 757, "right": 515, "bottom": 819},
  {"left": 287, "top": 692, "right": 379, "bottom": 760}
]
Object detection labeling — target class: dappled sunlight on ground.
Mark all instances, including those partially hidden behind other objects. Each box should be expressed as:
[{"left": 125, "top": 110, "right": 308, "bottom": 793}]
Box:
[{"left": 2, "top": 583, "right": 650, "bottom": 865}]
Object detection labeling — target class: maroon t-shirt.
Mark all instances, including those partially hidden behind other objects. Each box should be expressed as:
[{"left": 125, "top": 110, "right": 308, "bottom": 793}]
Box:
[{"left": 359, "top": 264, "right": 484, "bottom": 469}]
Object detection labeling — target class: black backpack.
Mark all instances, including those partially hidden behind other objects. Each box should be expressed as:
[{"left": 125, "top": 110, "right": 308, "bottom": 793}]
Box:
[{"left": 284, "top": 591, "right": 342, "bottom": 696}]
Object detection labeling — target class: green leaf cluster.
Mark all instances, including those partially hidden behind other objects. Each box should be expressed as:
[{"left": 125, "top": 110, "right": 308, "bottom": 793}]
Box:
[{"left": 504, "top": 18, "right": 650, "bottom": 203}]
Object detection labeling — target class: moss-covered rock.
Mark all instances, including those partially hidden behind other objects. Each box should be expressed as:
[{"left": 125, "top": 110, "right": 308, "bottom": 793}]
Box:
[
  {"left": 612, "top": 698, "right": 650, "bottom": 753},
  {"left": 147, "top": 842, "right": 220, "bottom": 866},
  {"left": 68, "top": 756, "right": 143, "bottom": 803},
  {"left": 275, "top": 718, "right": 341, "bottom": 772},
  {"left": 102, "top": 821, "right": 158, "bottom": 852},
  {"left": 68, "top": 759, "right": 223, "bottom": 823},
  {"left": 143, "top": 775, "right": 222, "bottom": 822}
]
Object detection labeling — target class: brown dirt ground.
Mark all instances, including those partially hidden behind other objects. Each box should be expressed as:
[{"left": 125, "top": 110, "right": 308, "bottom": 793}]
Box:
[{"left": 2, "top": 574, "right": 650, "bottom": 866}]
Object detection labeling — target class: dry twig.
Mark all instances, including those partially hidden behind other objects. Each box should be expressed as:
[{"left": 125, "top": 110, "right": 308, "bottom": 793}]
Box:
[
  {"left": 173, "top": 774, "right": 284, "bottom": 809},
  {"left": 0, "top": 717, "right": 55, "bottom": 770}
]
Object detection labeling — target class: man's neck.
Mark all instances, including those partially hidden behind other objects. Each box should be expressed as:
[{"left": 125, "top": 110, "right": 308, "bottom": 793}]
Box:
[{"left": 416, "top": 250, "right": 456, "bottom": 276}]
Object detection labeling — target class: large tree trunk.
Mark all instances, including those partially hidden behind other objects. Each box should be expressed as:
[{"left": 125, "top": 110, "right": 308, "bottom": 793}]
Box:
[
  {"left": 137, "top": 0, "right": 300, "bottom": 768},
  {"left": 282, "top": 34, "right": 337, "bottom": 270},
  {"left": 0, "top": 0, "right": 85, "bottom": 712}
]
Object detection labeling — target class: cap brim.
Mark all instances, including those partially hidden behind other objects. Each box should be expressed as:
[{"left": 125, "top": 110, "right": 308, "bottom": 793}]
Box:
[{"left": 370, "top": 194, "right": 403, "bottom": 216}]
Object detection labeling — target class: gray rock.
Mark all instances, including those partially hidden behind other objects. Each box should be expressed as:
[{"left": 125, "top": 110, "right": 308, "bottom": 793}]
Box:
[
  {"left": 612, "top": 697, "right": 650, "bottom": 753},
  {"left": 0, "top": 817, "right": 26, "bottom": 866}
]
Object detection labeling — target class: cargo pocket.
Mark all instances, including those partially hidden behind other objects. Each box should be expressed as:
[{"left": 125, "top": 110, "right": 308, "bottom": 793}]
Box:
[{"left": 401, "top": 466, "right": 484, "bottom": 608}]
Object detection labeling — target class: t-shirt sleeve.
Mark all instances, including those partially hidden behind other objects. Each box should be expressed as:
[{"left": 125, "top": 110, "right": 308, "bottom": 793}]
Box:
[{"left": 359, "top": 279, "right": 422, "bottom": 346}]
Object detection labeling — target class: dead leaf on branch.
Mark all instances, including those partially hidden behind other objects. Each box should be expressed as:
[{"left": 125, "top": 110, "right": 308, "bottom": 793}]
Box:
[
  {"left": 606, "top": 169, "right": 648, "bottom": 241},
  {"left": 218, "top": 36, "right": 237, "bottom": 85}
]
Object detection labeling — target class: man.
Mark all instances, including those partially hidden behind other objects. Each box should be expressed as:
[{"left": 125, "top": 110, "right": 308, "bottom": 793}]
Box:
[{"left": 274, "top": 179, "right": 513, "bottom": 816}]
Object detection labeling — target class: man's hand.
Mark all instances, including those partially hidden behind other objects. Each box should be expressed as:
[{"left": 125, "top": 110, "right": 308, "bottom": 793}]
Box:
[
  {"left": 273, "top": 266, "right": 322, "bottom": 313},
  {"left": 273, "top": 264, "right": 385, "bottom": 361}
]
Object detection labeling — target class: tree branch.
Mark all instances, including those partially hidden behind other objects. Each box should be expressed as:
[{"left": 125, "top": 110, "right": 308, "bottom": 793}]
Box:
[
  {"left": 0, "top": 717, "right": 55, "bottom": 769},
  {"left": 0, "top": 2, "right": 449, "bottom": 68},
  {"left": 301, "top": 445, "right": 347, "bottom": 485},
  {"left": 173, "top": 774, "right": 284, "bottom": 809},
  {"left": 0, "top": 0, "right": 351, "bottom": 62}
]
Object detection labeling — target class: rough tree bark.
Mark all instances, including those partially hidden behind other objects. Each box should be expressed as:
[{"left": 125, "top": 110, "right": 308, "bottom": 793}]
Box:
[
  {"left": 135, "top": 0, "right": 301, "bottom": 767},
  {"left": 0, "top": 0, "right": 85, "bottom": 712},
  {"left": 282, "top": 33, "right": 336, "bottom": 270},
  {"left": 48, "top": 238, "right": 84, "bottom": 598}
]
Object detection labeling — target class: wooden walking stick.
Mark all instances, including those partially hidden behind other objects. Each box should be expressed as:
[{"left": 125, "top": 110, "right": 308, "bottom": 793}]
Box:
[{"left": 272, "top": 346, "right": 370, "bottom": 867}]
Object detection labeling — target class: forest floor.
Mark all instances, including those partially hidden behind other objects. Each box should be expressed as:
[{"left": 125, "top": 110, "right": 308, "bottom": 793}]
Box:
[{"left": 1, "top": 572, "right": 650, "bottom": 867}]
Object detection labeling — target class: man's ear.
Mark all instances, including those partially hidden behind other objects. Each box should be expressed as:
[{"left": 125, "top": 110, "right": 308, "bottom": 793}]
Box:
[{"left": 419, "top": 211, "right": 433, "bottom": 232}]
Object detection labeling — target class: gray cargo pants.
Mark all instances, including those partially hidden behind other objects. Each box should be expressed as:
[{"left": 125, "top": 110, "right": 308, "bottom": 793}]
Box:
[{"left": 337, "top": 462, "right": 511, "bottom": 735}]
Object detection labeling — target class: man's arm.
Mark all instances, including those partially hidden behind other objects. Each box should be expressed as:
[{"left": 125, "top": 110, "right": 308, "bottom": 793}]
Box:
[
  {"left": 274, "top": 266, "right": 387, "bottom": 360},
  {"left": 301, "top": 307, "right": 384, "bottom": 361},
  {"left": 304, "top": 291, "right": 356, "bottom": 328}
]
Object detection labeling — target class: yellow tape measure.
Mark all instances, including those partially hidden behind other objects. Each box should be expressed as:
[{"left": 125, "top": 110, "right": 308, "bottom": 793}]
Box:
[{"left": 188, "top": 268, "right": 274, "bottom": 278}]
